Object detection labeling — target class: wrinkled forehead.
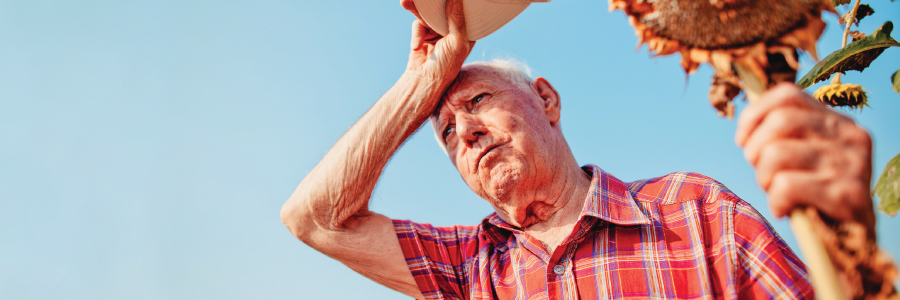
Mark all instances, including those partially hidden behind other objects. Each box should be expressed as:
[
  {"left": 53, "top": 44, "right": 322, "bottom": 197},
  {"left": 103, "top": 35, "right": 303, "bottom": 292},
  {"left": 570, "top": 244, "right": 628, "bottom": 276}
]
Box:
[{"left": 431, "top": 65, "right": 505, "bottom": 121}]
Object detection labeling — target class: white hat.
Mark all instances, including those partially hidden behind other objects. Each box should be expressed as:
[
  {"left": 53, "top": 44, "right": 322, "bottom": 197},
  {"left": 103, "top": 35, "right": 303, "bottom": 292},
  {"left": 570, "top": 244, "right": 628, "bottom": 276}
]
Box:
[{"left": 412, "top": 0, "right": 550, "bottom": 41}]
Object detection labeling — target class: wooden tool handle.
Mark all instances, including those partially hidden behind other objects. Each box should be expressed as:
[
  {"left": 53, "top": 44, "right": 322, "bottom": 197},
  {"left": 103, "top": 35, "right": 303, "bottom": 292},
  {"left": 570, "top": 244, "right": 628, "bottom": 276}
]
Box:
[{"left": 790, "top": 208, "right": 845, "bottom": 300}]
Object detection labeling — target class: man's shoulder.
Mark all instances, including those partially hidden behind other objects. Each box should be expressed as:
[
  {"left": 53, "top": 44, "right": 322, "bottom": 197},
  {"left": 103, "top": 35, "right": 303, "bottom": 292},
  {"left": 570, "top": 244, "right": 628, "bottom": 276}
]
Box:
[{"left": 625, "top": 171, "right": 742, "bottom": 206}]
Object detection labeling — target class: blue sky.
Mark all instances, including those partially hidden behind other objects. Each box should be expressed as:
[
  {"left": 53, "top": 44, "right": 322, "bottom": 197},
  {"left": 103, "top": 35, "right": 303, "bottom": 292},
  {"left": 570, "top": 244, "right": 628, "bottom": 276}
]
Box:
[{"left": 0, "top": 1, "right": 897, "bottom": 299}]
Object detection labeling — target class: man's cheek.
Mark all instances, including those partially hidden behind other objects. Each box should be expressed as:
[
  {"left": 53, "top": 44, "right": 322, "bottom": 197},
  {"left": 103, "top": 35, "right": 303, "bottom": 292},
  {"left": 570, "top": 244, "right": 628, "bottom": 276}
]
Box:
[
  {"left": 454, "top": 153, "right": 467, "bottom": 172},
  {"left": 449, "top": 154, "right": 458, "bottom": 170}
]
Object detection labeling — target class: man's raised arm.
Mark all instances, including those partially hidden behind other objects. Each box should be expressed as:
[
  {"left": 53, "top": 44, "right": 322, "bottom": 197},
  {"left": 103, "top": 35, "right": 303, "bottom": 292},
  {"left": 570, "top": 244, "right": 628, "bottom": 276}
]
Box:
[{"left": 279, "top": 0, "right": 473, "bottom": 298}]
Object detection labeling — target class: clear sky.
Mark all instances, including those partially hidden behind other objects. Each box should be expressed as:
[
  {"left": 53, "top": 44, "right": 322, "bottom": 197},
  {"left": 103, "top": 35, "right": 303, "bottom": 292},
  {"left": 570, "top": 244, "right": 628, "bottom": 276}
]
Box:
[{"left": 1, "top": 1, "right": 898, "bottom": 299}]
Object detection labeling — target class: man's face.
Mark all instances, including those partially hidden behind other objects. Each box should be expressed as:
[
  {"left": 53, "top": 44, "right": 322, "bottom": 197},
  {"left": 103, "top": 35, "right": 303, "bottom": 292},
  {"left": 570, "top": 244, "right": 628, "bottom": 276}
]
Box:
[{"left": 432, "top": 65, "right": 564, "bottom": 225}]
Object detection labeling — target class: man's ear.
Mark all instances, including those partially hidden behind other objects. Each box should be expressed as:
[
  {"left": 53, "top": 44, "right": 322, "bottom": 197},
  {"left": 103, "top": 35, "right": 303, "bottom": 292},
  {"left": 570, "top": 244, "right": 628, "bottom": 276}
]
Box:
[{"left": 532, "top": 77, "right": 561, "bottom": 123}]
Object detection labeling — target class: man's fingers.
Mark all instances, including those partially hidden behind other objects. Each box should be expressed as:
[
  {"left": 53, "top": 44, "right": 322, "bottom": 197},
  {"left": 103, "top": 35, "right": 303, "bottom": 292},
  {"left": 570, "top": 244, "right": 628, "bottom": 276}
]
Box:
[
  {"left": 754, "top": 140, "right": 819, "bottom": 190},
  {"left": 767, "top": 171, "right": 859, "bottom": 221},
  {"left": 767, "top": 172, "right": 822, "bottom": 218},
  {"left": 411, "top": 20, "right": 426, "bottom": 51},
  {"left": 741, "top": 107, "right": 820, "bottom": 165},
  {"left": 411, "top": 19, "right": 442, "bottom": 50},
  {"left": 735, "top": 83, "right": 819, "bottom": 147},
  {"left": 767, "top": 172, "right": 838, "bottom": 221},
  {"left": 445, "top": 0, "right": 467, "bottom": 39}
]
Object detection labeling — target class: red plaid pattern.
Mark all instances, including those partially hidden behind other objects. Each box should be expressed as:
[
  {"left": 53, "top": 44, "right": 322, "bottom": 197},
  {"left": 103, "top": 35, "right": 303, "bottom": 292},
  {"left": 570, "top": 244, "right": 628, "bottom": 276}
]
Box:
[{"left": 393, "top": 165, "right": 812, "bottom": 299}]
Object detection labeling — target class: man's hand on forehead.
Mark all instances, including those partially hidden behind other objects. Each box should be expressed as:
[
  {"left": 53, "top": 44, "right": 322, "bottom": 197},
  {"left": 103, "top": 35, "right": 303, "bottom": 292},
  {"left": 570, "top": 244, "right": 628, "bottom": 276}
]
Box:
[{"left": 402, "top": 0, "right": 474, "bottom": 85}]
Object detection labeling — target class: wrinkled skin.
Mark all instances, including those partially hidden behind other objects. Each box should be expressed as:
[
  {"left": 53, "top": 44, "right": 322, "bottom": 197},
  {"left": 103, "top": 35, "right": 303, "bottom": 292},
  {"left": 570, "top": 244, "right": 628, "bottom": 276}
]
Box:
[
  {"left": 432, "top": 65, "right": 589, "bottom": 230},
  {"left": 280, "top": 0, "right": 475, "bottom": 298}
]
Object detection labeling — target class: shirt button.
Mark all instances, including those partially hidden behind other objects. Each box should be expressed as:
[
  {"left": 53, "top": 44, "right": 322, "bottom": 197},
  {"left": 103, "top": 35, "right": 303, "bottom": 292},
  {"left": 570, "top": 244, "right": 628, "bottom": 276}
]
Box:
[{"left": 553, "top": 264, "right": 565, "bottom": 275}]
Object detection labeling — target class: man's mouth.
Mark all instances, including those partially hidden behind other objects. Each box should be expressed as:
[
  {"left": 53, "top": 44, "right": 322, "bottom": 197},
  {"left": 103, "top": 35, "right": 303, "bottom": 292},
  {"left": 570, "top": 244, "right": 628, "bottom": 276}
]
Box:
[{"left": 476, "top": 144, "right": 501, "bottom": 170}]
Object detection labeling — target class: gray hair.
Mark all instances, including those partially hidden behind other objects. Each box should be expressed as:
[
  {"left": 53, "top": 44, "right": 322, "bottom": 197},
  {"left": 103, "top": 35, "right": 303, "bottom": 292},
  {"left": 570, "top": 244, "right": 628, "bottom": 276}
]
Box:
[
  {"left": 465, "top": 59, "right": 533, "bottom": 90},
  {"left": 431, "top": 59, "right": 535, "bottom": 155}
]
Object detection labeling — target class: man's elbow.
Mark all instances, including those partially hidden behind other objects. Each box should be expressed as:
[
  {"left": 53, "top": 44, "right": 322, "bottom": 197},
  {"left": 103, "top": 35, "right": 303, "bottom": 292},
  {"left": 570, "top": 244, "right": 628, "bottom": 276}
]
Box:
[
  {"left": 280, "top": 198, "right": 314, "bottom": 242},
  {"left": 280, "top": 190, "right": 368, "bottom": 243}
]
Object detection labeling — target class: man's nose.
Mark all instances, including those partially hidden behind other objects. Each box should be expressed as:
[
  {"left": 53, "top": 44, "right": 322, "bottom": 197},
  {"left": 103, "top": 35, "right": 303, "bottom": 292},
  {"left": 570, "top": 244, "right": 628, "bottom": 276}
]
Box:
[{"left": 455, "top": 113, "right": 486, "bottom": 148}]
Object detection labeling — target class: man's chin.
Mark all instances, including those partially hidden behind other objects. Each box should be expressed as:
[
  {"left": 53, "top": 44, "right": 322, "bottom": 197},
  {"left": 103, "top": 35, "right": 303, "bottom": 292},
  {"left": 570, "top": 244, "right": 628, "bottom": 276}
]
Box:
[{"left": 483, "top": 172, "right": 520, "bottom": 202}]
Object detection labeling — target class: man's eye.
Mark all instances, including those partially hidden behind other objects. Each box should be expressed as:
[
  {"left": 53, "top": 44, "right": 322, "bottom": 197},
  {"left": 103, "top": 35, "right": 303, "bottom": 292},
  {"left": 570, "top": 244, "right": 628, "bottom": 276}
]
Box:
[
  {"left": 442, "top": 125, "right": 455, "bottom": 141},
  {"left": 472, "top": 93, "right": 487, "bottom": 104}
]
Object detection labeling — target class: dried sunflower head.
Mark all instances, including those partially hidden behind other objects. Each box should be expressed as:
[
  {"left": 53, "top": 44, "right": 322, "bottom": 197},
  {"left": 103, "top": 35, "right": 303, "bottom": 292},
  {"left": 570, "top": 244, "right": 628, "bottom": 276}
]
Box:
[
  {"left": 813, "top": 82, "right": 869, "bottom": 109},
  {"left": 610, "top": 0, "right": 833, "bottom": 118}
]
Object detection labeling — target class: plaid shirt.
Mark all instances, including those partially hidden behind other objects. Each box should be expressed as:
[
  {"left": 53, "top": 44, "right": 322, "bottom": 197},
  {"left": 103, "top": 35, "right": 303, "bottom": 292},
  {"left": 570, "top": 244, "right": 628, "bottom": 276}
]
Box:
[{"left": 393, "top": 165, "right": 812, "bottom": 299}]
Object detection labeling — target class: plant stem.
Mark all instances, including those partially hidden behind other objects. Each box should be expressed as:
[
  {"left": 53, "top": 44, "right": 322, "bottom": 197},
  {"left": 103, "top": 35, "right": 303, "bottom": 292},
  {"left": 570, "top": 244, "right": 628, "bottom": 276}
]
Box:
[
  {"left": 790, "top": 209, "right": 846, "bottom": 300},
  {"left": 836, "top": 0, "right": 864, "bottom": 84}
]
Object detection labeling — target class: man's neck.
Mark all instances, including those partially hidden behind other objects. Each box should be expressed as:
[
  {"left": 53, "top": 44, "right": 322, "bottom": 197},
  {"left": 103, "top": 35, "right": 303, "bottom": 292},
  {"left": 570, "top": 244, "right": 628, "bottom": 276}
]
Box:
[{"left": 522, "top": 165, "right": 592, "bottom": 254}]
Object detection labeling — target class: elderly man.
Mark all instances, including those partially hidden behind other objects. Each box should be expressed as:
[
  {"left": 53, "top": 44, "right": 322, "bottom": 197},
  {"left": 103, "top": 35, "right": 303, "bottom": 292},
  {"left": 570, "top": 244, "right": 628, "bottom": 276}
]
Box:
[{"left": 280, "top": 0, "right": 876, "bottom": 299}]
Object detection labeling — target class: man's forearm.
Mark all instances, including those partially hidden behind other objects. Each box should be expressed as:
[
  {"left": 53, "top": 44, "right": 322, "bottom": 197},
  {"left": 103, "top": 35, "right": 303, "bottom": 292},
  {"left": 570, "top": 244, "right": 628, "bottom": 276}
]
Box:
[{"left": 281, "top": 71, "right": 443, "bottom": 240}]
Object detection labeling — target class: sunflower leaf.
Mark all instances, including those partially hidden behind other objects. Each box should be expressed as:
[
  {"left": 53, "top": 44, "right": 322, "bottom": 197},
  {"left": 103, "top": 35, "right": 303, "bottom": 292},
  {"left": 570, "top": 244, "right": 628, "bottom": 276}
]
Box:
[
  {"left": 832, "top": 0, "right": 851, "bottom": 6},
  {"left": 875, "top": 152, "right": 900, "bottom": 217},
  {"left": 798, "top": 21, "right": 900, "bottom": 88}
]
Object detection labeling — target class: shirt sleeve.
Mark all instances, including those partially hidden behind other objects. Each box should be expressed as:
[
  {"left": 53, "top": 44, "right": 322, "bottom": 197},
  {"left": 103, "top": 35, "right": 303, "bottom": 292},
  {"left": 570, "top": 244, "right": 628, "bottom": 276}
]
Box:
[
  {"left": 393, "top": 220, "right": 480, "bottom": 300},
  {"left": 732, "top": 200, "right": 815, "bottom": 300}
]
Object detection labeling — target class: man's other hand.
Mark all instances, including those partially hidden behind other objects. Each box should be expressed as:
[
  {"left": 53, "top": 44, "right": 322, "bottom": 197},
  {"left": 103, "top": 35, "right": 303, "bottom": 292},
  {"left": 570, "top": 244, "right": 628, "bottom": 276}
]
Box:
[
  {"left": 735, "top": 83, "right": 875, "bottom": 229},
  {"left": 400, "top": 0, "right": 475, "bottom": 86}
]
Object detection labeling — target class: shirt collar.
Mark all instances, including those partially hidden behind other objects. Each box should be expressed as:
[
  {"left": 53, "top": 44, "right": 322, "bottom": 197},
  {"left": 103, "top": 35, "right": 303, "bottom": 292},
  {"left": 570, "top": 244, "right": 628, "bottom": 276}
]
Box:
[
  {"left": 580, "top": 164, "right": 651, "bottom": 226},
  {"left": 481, "top": 164, "right": 651, "bottom": 244}
]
